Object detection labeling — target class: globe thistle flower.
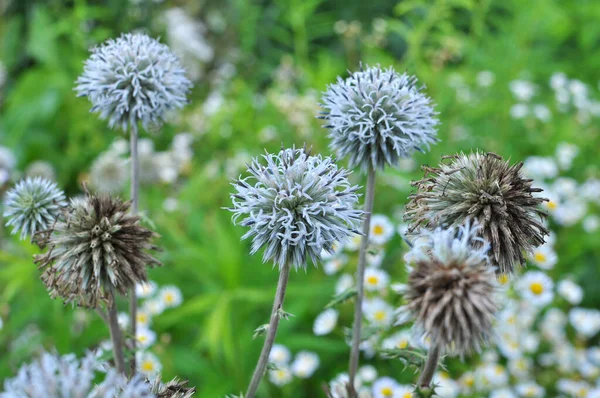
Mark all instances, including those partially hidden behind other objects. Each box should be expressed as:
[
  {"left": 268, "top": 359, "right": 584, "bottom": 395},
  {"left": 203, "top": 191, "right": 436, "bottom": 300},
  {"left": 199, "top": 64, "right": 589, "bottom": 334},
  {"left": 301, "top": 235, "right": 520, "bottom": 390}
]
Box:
[
  {"left": 228, "top": 145, "right": 363, "bottom": 270},
  {"left": 398, "top": 222, "right": 499, "bottom": 356},
  {"left": 404, "top": 152, "right": 549, "bottom": 274},
  {"left": 75, "top": 33, "right": 192, "bottom": 132},
  {"left": 0, "top": 351, "right": 153, "bottom": 397},
  {"left": 34, "top": 192, "right": 161, "bottom": 308},
  {"left": 3, "top": 177, "right": 66, "bottom": 240},
  {"left": 319, "top": 64, "right": 439, "bottom": 171}
]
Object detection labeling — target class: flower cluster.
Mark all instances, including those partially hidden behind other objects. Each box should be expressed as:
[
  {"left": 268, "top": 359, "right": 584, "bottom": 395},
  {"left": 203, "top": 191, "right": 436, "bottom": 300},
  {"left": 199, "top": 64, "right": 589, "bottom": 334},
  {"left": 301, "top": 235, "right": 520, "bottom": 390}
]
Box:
[
  {"left": 320, "top": 65, "right": 439, "bottom": 171},
  {"left": 35, "top": 192, "right": 161, "bottom": 307},
  {"left": 267, "top": 344, "right": 321, "bottom": 386},
  {"left": 228, "top": 146, "right": 363, "bottom": 270},
  {"left": 75, "top": 33, "right": 192, "bottom": 131}
]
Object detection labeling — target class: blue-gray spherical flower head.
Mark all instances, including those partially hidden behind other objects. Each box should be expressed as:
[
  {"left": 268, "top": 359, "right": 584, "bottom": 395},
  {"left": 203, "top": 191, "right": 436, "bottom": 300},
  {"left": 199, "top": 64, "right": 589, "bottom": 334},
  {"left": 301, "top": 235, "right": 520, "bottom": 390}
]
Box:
[
  {"left": 320, "top": 65, "right": 439, "bottom": 171},
  {"left": 228, "top": 146, "right": 364, "bottom": 270},
  {"left": 75, "top": 33, "right": 193, "bottom": 132},
  {"left": 3, "top": 177, "right": 66, "bottom": 241}
]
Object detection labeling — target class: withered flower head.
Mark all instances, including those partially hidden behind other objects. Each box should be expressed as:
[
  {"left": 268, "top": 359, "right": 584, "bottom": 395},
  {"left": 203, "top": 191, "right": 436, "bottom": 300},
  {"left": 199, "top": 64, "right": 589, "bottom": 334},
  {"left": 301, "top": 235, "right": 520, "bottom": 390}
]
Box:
[
  {"left": 34, "top": 192, "right": 161, "bottom": 307},
  {"left": 404, "top": 151, "right": 549, "bottom": 274},
  {"left": 150, "top": 375, "right": 196, "bottom": 398},
  {"left": 399, "top": 222, "right": 499, "bottom": 356}
]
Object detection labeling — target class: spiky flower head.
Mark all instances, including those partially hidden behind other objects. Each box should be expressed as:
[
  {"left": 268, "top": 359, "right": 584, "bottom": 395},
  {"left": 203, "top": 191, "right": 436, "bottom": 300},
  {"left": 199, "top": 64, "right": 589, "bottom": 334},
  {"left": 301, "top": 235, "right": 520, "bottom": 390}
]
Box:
[
  {"left": 228, "top": 145, "right": 363, "bottom": 270},
  {"left": 150, "top": 375, "right": 196, "bottom": 398},
  {"left": 0, "top": 351, "right": 153, "bottom": 397},
  {"left": 319, "top": 64, "right": 439, "bottom": 171},
  {"left": 34, "top": 192, "right": 161, "bottom": 308},
  {"left": 3, "top": 177, "right": 66, "bottom": 240},
  {"left": 399, "top": 222, "right": 499, "bottom": 356},
  {"left": 75, "top": 33, "right": 192, "bottom": 132},
  {"left": 404, "top": 152, "right": 549, "bottom": 274}
]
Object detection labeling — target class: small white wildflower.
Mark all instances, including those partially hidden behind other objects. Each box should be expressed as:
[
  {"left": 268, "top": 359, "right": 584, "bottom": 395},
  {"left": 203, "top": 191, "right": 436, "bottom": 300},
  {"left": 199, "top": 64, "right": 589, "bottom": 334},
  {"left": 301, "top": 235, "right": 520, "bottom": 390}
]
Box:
[
  {"left": 533, "top": 104, "right": 551, "bottom": 122},
  {"left": 159, "top": 285, "right": 183, "bottom": 308},
  {"left": 369, "top": 215, "right": 394, "bottom": 245},
  {"left": 290, "top": 351, "right": 320, "bottom": 378},
  {"left": 557, "top": 279, "right": 584, "bottom": 305},
  {"left": 522, "top": 156, "right": 558, "bottom": 180},
  {"left": 358, "top": 365, "right": 378, "bottom": 383},
  {"left": 268, "top": 366, "right": 292, "bottom": 386},
  {"left": 555, "top": 142, "right": 579, "bottom": 170},
  {"left": 490, "top": 389, "right": 517, "bottom": 398},
  {"left": 432, "top": 372, "right": 460, "bottom": 398},
  {"left": 363, "top": 298, "right": 393, "bottom": 327},
  {"left": 324, "top": 255, "right": 348, "bottom": 275},
  {"left": 372, "top": 376, "right": 399, "bottom": 398},
  {"left": 135, "top": 281, "right": 158, "bottom": 298},
  {"left": 569, "top": 308, "right": 600, "bottom": 338},
  {"left": 269, "top": 344, "right": 291, "bottom": 365},
  {"left": 510, "top": 104, "right": 529, "bottom": 119},
  {"left": 136, "top": 351, "right": 162, "bottom": 377},
  {"left": 136, "top": 328, "right": 157, "bottom": 349},
  {"left": 509, "top": 80, "right": 536, "bottom": 101},
  {"left": 142, "top": 299, "right": 166, "bottom": 316},
  {"left": 363, "top": 267, "right": 389, "bottom": 292},
  {"left": 550, "top": 72, "right": 568, "bottom": 90},
  {"left": 381, "top": 330, "right": 412, "bottom": 350},
  {"left": 136, "top": 309, "right": 151, "bottom": 328},
  {"left": 528, "top": 244, "right": 558, "bottom": 270},
  {"left": 89, "top": 153, "right": 128, "bottom": 194},
  {"left": 336, "top": 273, "right": 354, "bottom": 294},
  {"left": 476, "top": 71, "right": 495, "bottom": 87},
  {"left": 515, "top": 381, "right": 545, "bottom": 397},
  {"left": 516, "top": 271, "right": 554, "bottom": 307},
  {"left": 313, "top": 308, "right": 338, "bottom": 336}
]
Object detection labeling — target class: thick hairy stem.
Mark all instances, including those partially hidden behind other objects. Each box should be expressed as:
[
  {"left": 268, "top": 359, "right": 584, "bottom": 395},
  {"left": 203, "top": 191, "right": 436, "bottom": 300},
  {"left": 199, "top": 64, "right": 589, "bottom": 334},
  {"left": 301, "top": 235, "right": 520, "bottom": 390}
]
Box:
[
  {"left": 347, "top": 166, "right": 376, "bottom": 397},
  {"left": 107, "top": 302, "right": 126, "bottom": 375},
  {"left": 128, "top": 123, "right": 140, "bottom": 375},
  {"left": 245, "top": 263, "right": 291, "bottom": 398},
  {"left": 418, "top": 344, "right": 441, "bottom": 388}
]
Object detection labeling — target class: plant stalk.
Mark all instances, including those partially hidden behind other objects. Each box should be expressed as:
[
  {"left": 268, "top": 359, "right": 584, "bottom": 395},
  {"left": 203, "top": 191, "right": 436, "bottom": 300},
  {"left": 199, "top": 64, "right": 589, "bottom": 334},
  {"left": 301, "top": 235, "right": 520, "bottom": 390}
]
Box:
[
  {"left": 418, "top": 344, "right": 441, "bottom": 388},
  {"left": 245, "top": 262, "right": 291, "bottom": 398},
  {"left": 128, "top": 122, "right": 140, "bottom": 375},
  {"left": 347, "top": 165, "right": 376, "bottom": 397},
  {"left": 107, "top": 301, "right": 126, "bottom": 375}
]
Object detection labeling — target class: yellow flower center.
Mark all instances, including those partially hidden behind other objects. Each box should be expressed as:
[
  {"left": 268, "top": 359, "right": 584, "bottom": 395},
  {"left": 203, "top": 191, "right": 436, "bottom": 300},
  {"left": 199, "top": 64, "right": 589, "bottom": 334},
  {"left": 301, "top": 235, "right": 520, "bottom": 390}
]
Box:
[
  {"left": 367, "top": 276, "right": 379, "bottom": 285},
  {"left": 577, "top": 388, "right": 588, "bottom": 397},
  {"left": 530, "top": 282, "right": 544, "bottom": 295},
  {"left": 276, "top": 370, "right": 286, "bottom": 378},
  {"left": 165, "top": 293, "right": 174, "bottom": 303},
  {"left": 374, "top": 311, "right": 386, "bottom": 321},
  {"left": 397, "top": 340, "right": 408, "bottom": 349},
  {"left": 534, "top": 252, "right": 546, "bottom": 263},
  {"left": 495, "top": 365, "right": 504, "bottom": 375},
  {"left": 373, "top": 225, "right": 384, "bottom": 235},
  {"left": 381, "top": 387, "right": 393, "bottom": 396},
  {"left": 403, "top": 393, "right": 413, "bottom": 398},
  {"left": 141, "top": 361, "right": 154, "bottom": 372},
  {"left": 465, "top": 376, "right": 474, "bottom": 387},
  {"left": 137, "top": 314, "right": 148, "bottom": 324},
  {"left": 498, "top": 274, "right": 509, "bottom": 285},
  {"left": 547, "top": 201, "right": 557, "bottom": 210},
  {"left": 138, "top": 335, "right": 147, "bottom": 343}
]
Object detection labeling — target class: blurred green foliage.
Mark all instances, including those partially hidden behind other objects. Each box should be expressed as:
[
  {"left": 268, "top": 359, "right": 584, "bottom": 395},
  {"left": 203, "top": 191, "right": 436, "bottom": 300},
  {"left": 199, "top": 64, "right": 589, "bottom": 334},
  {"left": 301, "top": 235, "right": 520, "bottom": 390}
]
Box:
[{"left": 0, "top": 0, "right": 599, "bottom": 396}]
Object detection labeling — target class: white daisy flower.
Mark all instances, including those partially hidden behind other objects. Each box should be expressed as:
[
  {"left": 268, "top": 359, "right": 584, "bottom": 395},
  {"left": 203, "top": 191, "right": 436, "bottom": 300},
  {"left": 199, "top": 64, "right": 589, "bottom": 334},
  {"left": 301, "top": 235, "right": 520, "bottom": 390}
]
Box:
[
  {"left": 366, "top": 250, "right": 385, "bottom": 267},
  {"left": 268, "top": 366, "right": 292, "bottom": 386},
  {"left": 345, "top": 234, "right": 362, "bottom": 251},
  {"left": 364, "top": 267, "right": 390, "bottom": 292},
  {"left": 553, "top": 199, "right": 587, "bottom": 226},
  {"left": 481, "top": 363, "right": 509, "bottom": 387},
  {"left": 135, "top": 281, "right": 158, "bottom": 298},
  {"left": 528, "top": 244, "right": 558, "bottom": 270},
  {"left": 457, "top": 371, "right": 476, "bottom": 395},
  {"left": 510, "top": 104, "right": 528, "bottom": 119},
  {"left": 117, "top": 312, "right": 129, "bottom": 329},
  {"left": 550, "top": 72, "right": 568, "bottom": 90},
  {"left": 490, "top": 389, "right": 517, "bottom": 398},
  {"left": 433, "top": 372, "right": 459, "bottom": 398},
  {"left": 555, "top": 142, "right": 579, "bottom": 170},
  {"left": 358, "top": 365, "right": 378, "bottom": 384},
  {"left": 372, "top": 376, "right": 399, "bottom": 398},
  {"left": 557, "top": 279, "right": 584, "bottom": 305},
  {"left": 136, "top": 309, "right": 152, "bottom": 328},
  {"left": 581, "top": 178, "right": 600, "bottom": 204},
  {"left": 136, "top": 328, "right": 157, "bottom": 349},
  {"left": 335, "top": 273, "right": 354, "bottom": 295},
  {"left": 142, "top": 299, "right": 166, "bottom": 316},
  {"left": 583, "top": 215, "right": 600, "bottom": 232},
  {"left": 381, "top": 330, "right": 412, "bottom": 351},
  {"left": 269, "top": 344, "right": 291, "bottom": 365},
  {"left": 369, "top": 215, "right": 394, "bottom": 245},
  {"left": 515, "top": 381, "right": 545, "bottom": 397},
  {"left": 516, "top": 271, "right": 554, "bottom": 307},
  {"left": 290, "top": 351, "right": 320, "bottom": 378},
  {"left": 136, "top": 351, "right": 162, "bottom": 377},
  {"left": 313, "top": 309, "right": 339, "bottom": 336},
  {"left": 510, "top": 80, "right": 536, "bottom": 101},
  {"left": 522, "top": 156, "right": 558, "bottom": 180},
  {"left": 552, "top": 177, "right": 578, "bottom": 199},
  {"left": 569, "top": 308, "right": 600, "bottom": 338},
  {"left": 395, "top": 384, "right": 414, "bottom": 398},
  {"left": 476, "top": 71, "right": 495, "bottom": 87},
  {"left": 324, "top": 255, "right": 348, "bottom": 275},
  {"left": 557, "top": 379, "right": 593, "bottom": 397},
  {"left": 363, "top": 298, "right": 394, "bottom": 328},
  {"left": 320, "top": 241, "right": 344, "bottom": 261},
  {"left": 533, "top": 104, "right": 551, "bottom": 122},
  {"left": 159, "top": 285, "right": 183, "bottom": 308},
  {"left": 508, "top": 357, "right": 532, "bottom": 379}
]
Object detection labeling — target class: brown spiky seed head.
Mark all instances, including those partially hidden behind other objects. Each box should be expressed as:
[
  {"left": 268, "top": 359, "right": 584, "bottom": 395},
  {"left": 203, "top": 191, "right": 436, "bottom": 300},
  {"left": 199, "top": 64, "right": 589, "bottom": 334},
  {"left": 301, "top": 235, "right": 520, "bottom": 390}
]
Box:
[
  {"left": 151, "top": 375, "right": 196, "bottom": 398},
  {"left": 399, "top": 222, "right": 499, "bottom": 356},
  {"left": 404, "top": 151, "right": 549, "bottom": 274},
  {"left": 35, "top": 192, "right": 161, "bottom": 308}
]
